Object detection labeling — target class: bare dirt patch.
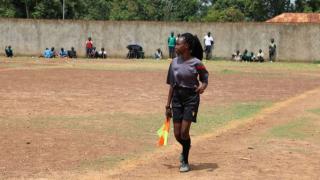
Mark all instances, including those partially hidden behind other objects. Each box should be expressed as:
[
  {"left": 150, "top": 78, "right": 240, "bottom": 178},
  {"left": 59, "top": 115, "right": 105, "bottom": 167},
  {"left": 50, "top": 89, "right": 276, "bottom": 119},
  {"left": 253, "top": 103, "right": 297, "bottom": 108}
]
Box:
[
  {"left": 105, "top": 87, "right": 320, "bottom": 180},
  {"left": 0, "top": 59, "right": 320, "bottom": 179}
]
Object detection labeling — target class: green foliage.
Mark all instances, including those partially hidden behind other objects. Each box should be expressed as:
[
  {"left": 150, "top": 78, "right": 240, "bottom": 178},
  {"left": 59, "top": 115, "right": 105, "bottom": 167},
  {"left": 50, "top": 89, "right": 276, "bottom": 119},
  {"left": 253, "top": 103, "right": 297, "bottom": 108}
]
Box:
[
  {"left": 204, "top": 7, "right": 245, "bottom": 22},
  {"left": 295, "top": 0, "right": 320, "bottom": 12},
  {"left": 31, "top": 0, "right": 62, "bottom": 19},
  {"left": 0, "top": 0, "right": 317, "bottom": 22},
  {"left": 0, "top": 0, "right": 16, "bottom": 17},
  {"left": 202, "top": 0, "right": 293, "bottom": 22}
]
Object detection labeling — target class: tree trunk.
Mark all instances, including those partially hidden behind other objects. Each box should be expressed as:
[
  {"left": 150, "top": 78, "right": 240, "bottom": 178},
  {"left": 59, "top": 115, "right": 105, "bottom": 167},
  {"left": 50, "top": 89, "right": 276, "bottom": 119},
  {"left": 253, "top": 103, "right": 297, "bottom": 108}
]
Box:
[{"left": 25, "top": 0, "right": 29, "bottom": 18}]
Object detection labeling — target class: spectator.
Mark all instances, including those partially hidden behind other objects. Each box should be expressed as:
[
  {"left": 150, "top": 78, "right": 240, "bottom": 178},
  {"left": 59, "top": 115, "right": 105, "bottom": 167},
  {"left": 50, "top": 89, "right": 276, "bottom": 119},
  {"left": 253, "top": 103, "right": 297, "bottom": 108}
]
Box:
[
  {"left": 5, "top": 46, "right": 13, "bottom": 57},
  {"left": 203, "top": 32, "right": 214, "bottom": 60},
  {"left": 257, "top": 49, "right": 264, "bottom": 62},
  {"left": 89, "top": 47, "right": 99, "bottom": 58},
  {"left": 98, "top": 47, "right": 107, "bottom": 58},
  {"left": 59, "top": 48, "right": 68, "bottom": 58},
  {"left": 86, "top": 37, "right": 93, "bottom": 58},
  {"left": 232, "top": 50, "right": 241, "bottom": 61},
  {"left": 51, "top": 47, "right": 58, "bottom": 58},
  {"left": 269, "top": 38, "right": 276, "bottom": 62},
  {"left": 68, "top": 47, "right": 77, "bottom": 58},
  {"left": 154, "top": 48, "right": 163, "bottom": 60},
  {"left": 176, "top": 33, "right": 181, "bottom": 42},
  {"left": 249, "top": 52, "right": 256, "bottom": 62},
  {"left": 43, "top": 48, "right": 53, "bottom": 58},
  {"left": 241, "top": 49, "right": 250, "bottom": 62},
  {"left": 167, "top": 32, "right": 176, "bottom": 59}
]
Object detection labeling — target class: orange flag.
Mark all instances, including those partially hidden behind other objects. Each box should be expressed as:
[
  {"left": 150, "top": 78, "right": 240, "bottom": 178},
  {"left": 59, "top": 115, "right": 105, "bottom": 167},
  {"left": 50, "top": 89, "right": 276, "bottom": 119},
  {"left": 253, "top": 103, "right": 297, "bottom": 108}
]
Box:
[{"left": 157, "top": 117, "right": 170, "bottom": 146}]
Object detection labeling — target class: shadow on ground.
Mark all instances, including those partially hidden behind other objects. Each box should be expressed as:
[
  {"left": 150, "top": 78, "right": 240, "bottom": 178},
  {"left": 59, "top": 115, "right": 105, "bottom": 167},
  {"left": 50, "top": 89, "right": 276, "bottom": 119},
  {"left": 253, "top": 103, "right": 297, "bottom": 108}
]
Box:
[{"left": 163, "top": 162, "right": 218, "bottom": 172}]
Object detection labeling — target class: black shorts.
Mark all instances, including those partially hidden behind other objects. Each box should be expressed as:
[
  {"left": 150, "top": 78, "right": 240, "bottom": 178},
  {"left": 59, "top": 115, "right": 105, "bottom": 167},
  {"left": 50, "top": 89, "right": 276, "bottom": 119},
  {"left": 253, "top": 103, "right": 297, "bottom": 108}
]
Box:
[
  {"left": 205, "top": 45, "right": 212, "bottom": 53},
  {"left": 172, "top": 87, "right": 200, "bottom": 123}
]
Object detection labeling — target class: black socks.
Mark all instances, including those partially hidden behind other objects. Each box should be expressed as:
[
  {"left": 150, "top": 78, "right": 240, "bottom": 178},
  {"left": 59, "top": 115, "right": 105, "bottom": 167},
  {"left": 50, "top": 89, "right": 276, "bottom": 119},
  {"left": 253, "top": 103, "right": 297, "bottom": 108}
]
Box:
[{"left": 181, "top": 138, "right": 191, "bottom": 164}]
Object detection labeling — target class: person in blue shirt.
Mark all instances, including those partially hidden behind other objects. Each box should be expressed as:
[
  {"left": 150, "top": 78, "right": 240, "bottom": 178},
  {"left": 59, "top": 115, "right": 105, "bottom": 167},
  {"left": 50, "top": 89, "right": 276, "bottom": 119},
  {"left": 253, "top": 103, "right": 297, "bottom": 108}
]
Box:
[
  {"left": 59, "top": 48, "right": 68, "bottom": 58},
  {"left": 43, "top": 48, "right": 52, "bottom": 58}
]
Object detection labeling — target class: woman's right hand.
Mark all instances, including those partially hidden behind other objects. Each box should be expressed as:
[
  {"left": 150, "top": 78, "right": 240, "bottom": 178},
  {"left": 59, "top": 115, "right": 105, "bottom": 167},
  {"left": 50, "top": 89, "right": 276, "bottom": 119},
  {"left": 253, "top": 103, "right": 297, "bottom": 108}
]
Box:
[{"left": 165, "top": 106, "right": 172, "bottom": 118}]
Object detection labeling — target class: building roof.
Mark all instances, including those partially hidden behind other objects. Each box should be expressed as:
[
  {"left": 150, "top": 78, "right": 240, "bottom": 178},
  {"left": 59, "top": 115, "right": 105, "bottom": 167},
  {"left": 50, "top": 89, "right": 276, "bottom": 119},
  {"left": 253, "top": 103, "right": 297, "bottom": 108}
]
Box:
[{"left": 266, "top": 13, "right": 320, "bottom": 23}]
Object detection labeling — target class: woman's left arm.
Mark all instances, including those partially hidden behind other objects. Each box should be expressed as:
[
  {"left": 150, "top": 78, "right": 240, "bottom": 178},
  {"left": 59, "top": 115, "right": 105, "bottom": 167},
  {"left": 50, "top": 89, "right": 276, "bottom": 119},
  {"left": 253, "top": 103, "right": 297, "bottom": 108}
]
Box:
[{"left": 195, "top": 62, "right": 209, "bottom": 94}]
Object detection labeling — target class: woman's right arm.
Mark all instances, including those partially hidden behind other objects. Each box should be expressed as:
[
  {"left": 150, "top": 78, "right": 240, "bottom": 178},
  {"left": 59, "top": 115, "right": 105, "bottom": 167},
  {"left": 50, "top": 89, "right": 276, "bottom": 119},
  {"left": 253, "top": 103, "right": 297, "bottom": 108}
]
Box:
[
  {"left": 165, "top": 86, "right": 173, "bottom": 118},
  {"left": 166, "top": 86, "right": 173, "bottom": 108},
  {"left": 165, "top": 62, "right": 174, "bottom": 118}
]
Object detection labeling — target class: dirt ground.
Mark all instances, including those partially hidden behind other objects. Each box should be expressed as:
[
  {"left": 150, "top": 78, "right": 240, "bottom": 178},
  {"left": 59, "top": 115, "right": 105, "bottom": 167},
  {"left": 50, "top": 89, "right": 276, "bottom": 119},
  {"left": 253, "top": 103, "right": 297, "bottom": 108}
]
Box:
[
  {"left": 0, "top": 58, "right": 320, "bottom": 179},
  {"left": 104, "top": 87, "right": 320, "bottom": 180}
]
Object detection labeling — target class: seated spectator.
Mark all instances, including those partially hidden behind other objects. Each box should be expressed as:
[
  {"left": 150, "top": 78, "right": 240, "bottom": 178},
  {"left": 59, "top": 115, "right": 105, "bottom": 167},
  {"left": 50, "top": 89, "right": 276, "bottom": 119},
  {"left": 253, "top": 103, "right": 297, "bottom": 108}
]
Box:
[
  {"left": 98, "top": 48, "right": 107, "bottom": 58},
  {"left": 51, "top": 47, "right": 58, "bottom": 58},
  {"left": 232, "top": 50, "right": 241, "bottom": 61},
  {"left": 89, "top": 47, "right": 99, "bottom": 58},
  {"left": 241, "top": 49, "right": 250, "bottom": 62},
  {"left": 43, "top": 48, "right": 53, "bottom": 58},
  {"left": 154, "top": 48, "right": 163, "bottom": 60},
  {"left": 249, "top": 52, "right": 256, "bottom": 62},
  {"left": 68, "top": 47, "right": 77, "bottom": 58},
  {"left": 256, "top": 49, "right": 264, "bottom": 62},
  {"left": 5, "top": 46, "right": 13, "bottom": 57},
  {"left": 59, "top": 48, "right": 68, "bottom": 58}
]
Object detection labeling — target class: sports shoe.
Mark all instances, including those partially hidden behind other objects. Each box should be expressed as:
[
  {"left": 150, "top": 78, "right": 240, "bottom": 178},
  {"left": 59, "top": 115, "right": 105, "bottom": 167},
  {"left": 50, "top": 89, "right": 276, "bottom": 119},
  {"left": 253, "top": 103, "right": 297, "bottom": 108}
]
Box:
[{"left": 179, "top": 162, "right": 190, "bottom": 172}]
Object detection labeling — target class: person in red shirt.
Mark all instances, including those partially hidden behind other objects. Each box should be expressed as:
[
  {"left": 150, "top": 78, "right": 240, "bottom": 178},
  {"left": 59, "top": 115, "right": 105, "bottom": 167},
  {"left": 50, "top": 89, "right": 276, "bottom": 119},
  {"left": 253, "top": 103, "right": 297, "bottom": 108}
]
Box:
[{"left": 86, "top": 37, "right": 93, "bottom": 58}]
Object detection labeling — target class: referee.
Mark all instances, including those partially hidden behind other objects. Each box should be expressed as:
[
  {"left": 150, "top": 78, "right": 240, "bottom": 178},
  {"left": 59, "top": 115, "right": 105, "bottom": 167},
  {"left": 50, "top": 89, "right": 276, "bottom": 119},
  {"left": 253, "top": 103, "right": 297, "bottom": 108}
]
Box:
[{"left": 165, "top": 33, "right": 209, "bottom": 172}]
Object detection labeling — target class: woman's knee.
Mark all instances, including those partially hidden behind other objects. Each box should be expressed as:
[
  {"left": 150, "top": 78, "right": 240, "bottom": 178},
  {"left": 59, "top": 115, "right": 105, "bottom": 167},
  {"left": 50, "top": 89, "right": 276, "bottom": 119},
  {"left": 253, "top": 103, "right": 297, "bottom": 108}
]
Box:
[
  {"left": 174, "top": 131, "right": 181, "bottom": 140},
  {"left": 180, "top": 129, "right": 190, "bottom": 140}
]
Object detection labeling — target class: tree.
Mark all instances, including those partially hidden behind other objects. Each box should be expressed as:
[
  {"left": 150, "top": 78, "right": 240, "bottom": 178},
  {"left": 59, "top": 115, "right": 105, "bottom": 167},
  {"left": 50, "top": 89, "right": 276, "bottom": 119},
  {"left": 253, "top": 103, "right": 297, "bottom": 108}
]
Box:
[
  {"left": 0, "top": 0, "right": 306, "bottom": 22},
  {"left": 295, "top": 0, "right": 320, "bottom": 12},
  {"left": 31, "top": 0, "right": 62, "bottom": 19},
  {"left": 0, "top": 0, "right": 16, "bottom": 17},
  {"left": 203, "top": 7, "right": 245, "bottom": 22}
]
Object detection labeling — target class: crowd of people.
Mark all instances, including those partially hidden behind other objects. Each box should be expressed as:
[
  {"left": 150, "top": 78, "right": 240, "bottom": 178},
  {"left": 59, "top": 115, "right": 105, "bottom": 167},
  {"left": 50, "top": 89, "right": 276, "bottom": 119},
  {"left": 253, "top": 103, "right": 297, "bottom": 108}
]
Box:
[
  {"left": 43, "top": 47, "right": 77, "bottom": 59},
  {"left": 3, "top": 35, "right": 277, "bottom": 62},
  {"left": 232, "top": 38, "right": 277, "bottom": 63},
  {"left": 85, "top": 37, "right": 108, "bottom": 59},
  {"left": 232, "top": 49, "right": 265, "bottom": 62},
  {"left": 39, "top": 37, "right": 107, "bottom": 59}
]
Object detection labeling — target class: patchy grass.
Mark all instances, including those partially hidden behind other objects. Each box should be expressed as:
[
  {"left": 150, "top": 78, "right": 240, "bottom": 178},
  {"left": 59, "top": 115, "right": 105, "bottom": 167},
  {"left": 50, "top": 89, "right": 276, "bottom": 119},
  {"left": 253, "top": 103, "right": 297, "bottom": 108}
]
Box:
[
  {"left": 77, "top": 155, "right": 127, "bottom": 171},
  {"left": 219, "top": 69, "right": 241, "bottom": 74},
  {"left": 1, "top": 57, "right": 319, "bottom": 176},
  {"left": 266, "top": 117, "right": 316, "bottom": 140},
  {"left": 0, "top": 101, "right": 270, "bottom": 171},
  {"left": 309, "top": 108, "right": 320, "bottom": 116},
  {"left": 1, "top": 57, "right": 319, "bottom": 74},
  {"left": 192, "top": 101, "right": 270, "bottom": 135}
]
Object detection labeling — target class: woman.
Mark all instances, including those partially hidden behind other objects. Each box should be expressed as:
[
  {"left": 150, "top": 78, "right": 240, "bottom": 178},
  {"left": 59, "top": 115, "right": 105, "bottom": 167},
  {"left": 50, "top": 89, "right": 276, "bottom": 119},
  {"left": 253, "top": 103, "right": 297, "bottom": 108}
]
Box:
[{"left": 165, "top": 33, "right": 209, "bottom": 172}]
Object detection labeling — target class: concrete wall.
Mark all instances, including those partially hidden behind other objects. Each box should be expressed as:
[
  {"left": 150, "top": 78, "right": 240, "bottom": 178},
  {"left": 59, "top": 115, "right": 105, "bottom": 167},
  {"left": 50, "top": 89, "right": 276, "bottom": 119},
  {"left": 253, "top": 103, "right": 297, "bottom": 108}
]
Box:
[{"left": 0, "top": 18, "right": 319, "bottom": 62}]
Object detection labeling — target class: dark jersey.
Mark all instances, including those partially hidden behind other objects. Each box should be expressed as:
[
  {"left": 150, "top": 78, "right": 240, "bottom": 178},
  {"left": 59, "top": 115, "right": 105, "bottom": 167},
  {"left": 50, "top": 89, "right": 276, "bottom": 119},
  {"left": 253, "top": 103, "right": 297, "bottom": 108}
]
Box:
[{"left": 167, "top": 56, "right": 209, "bottom": 89}]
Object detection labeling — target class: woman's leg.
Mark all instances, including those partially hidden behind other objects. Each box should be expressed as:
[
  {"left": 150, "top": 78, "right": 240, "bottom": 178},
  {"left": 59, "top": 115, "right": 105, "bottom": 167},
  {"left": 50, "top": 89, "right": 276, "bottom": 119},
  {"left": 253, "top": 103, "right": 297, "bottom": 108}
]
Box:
[
  {"left": 180, "top": 120, "right": 192, "bottom": 164},
  {"left": 174, "top": 122, "right": 183, "bottom": 145}
]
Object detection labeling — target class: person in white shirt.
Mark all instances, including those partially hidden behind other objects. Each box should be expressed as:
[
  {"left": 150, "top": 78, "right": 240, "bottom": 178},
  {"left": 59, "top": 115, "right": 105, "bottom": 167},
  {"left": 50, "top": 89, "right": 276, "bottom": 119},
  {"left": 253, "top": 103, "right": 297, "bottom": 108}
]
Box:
[
  {"left": 232, "top": 50, "right": 241, "bottom": 61},
  {"left": 257, "top": 49, "right": 264, "bottom": 62},
  {"left": 98, "top": 47, "right": 107, "bottom": 58},
  {"left": 154, "top": 48, "right": 163, "bottom": 60},
  {"left": 203, "top": 32, "right": 214, "bottom": 60}
]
